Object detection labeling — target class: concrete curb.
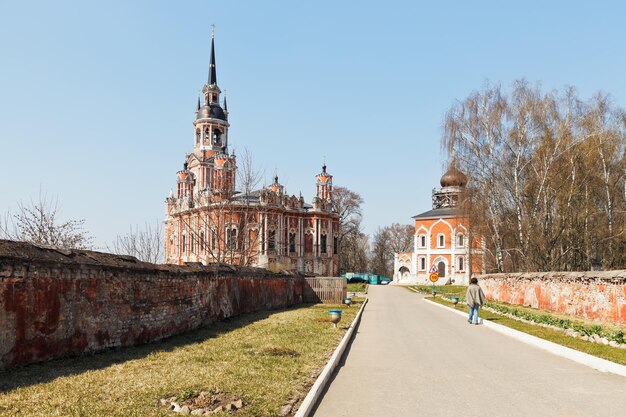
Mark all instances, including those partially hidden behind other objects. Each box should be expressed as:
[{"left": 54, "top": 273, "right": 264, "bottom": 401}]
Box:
[
  {"left": 294, "top": 298, "right": 369, "bottom": 417},
  {"left": 424, "top": 297, "right": 626, "bottom": 378}
]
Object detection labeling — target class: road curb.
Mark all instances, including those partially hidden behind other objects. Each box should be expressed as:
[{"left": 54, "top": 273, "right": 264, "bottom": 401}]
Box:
[
  {"left": 294, "top": 297, "right": 369, "bottom": 417},
  {"left": 424, "top": 297, "right": 626, "bottom": 378}
]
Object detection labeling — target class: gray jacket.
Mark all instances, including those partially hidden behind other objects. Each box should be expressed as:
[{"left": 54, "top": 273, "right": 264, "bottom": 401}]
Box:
[{"left": 466, "top": 283, "right": 486, "bottom": 307}]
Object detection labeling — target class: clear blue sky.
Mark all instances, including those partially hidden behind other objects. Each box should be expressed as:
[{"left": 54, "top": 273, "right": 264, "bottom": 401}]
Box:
[{"left": 1, "top": 0, "right": 625, "bottom": 249}]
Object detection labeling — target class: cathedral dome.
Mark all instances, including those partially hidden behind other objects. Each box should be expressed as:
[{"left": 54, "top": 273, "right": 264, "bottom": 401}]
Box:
[
  {"left": 440, "top": 164, "right": 467, "bottom": 187},
  {"left": 197, "top": 104, "right": 226, "bottom": 121}
]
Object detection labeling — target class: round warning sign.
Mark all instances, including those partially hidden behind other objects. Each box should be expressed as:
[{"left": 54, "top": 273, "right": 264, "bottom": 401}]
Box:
[{"left": 429, "top": 273, "right": 439, "bottom": 282}]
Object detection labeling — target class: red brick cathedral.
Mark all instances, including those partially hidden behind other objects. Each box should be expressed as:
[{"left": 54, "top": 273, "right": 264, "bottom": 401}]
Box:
[{"left": 164, "top": 33, "right": 339, "bottom": 275}]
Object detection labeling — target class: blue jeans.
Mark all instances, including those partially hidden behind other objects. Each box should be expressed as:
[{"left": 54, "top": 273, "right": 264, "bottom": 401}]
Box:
[{"left": 468, "top": 305, "right": 480, "bottom": 324}]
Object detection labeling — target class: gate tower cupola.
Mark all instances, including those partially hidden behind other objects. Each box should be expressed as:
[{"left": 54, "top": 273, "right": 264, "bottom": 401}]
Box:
[{"left": 432, "top": 161, "right": 467, "bottom": 209}]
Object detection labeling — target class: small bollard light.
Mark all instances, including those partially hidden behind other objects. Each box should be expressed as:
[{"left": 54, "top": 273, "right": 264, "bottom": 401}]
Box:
[
  {"left": 343, "top": 297, "right": 352, "bottom": 306},
  {"left": 329, "top": 310, "right": 342, "bottom": 328},
  {"left": 452, "top": 297, "right": 459, "bottom": 305}
]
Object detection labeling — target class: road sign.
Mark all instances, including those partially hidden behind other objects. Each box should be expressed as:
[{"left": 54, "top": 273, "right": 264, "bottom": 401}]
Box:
[
  {"left": 429, "top": 273, "right": 439, "bottom": 282},
  {"left": 429, "top": 264, "right": 438, "bottom": 274}
]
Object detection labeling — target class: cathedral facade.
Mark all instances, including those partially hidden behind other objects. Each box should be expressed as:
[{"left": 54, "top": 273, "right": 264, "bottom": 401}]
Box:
[
  {"left": 164, "top": 34, "right": 339, "bottom": 275},
  {"left": 393, "top": 164, "right": 484, "bottom": 285}
]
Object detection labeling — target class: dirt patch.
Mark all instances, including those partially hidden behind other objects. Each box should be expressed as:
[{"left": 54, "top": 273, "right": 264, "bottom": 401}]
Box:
[
  {"left": 261, "top": 347, "right": 300, "bottom": 357},
  {"left": 161, "top": 390, "right": 243, "bottom": 414}
]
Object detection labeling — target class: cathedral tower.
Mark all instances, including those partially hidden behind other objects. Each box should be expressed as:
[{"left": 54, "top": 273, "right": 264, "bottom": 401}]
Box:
[{"left": 185, "top": 30, "right": 235, "bottom": 197}]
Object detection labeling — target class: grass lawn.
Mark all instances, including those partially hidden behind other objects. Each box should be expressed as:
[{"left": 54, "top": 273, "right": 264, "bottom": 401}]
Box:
[
  {"left": 425, "top": 296, "right": 626, "bottom": 366},
  {"left": 346, "top": 283, "right": 367, "bottom": 293},
  {"left": 0, "top": 301, "right": 362, "bottom": 417}
]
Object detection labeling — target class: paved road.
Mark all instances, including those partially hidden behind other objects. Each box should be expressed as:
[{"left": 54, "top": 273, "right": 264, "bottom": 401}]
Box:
[{"left": 312, "top": 285, "right": 626, "bottom": 417}]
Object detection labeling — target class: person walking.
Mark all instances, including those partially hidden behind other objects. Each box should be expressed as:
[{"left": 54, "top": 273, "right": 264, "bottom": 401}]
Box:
[{"left": 466, "top": 277, "right": 486, "bottom": 325}]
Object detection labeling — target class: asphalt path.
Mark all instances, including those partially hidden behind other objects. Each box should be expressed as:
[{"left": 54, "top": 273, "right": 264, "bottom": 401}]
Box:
[{"left": 312, "top": 285, "right": 626, "bottom": 417}]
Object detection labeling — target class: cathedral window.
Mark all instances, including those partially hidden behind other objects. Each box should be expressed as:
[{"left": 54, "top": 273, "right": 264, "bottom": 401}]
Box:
[
  {"left": 420, "top": 257, "right": 426, "bottom": 271},
  {"left": 196, "top": 130, "right": 200, "bottom": 144},
  {"left": 289, "top": 233, "right": 296, "bottom": 253},
  {"left": 305, "top": 233, "right": 313, "bottom": 254},
  {"left": 200, "top": 231, "right": 205, "bottom": 252},
  {"left": 437, "top": 234, "right": 445, "bottom": 248},
  {"left": 268, "top": 230, "right": 276, "bottom": 251},
  {"left": 204, "top": 128, "right": 210, "bottom": 142},
  {"left": 182, "top": 235, "right": 186, "bottom": 253},
  {"left": 227, "top": 228, "right": 237, "bottom": 250},
  {"left": 457, "top": 234, "right": 465, "bottom": 247},
  {"left": 190, "top": 234, "right": 195, "bottom": 254},
  {"left": 333, "top": 237, "right": 338, "bottom": 255},
  {"left": 420, "top": 235, "right": 426, "bottom": 248},
  {"left": 458, "top": 256, "right": 465, "bottom": 271},
  {"left": 320, "top": 234, "right": 327, "bottom": 254}
]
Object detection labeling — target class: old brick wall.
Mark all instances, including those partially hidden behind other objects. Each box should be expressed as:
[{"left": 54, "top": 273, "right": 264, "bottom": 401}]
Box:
[
  {"left": 478, "top": 271, "right": 626, "bottom": 326},
  {"left": 0, "top": 240, "right": 305, "bottom": 370}
]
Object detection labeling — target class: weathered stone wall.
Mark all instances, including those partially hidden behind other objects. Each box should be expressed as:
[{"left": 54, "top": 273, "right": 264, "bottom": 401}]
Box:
[
  {"left": 479, "top": 271, "right": 626, "bottom": 326},
  {"left": 0, "top": 240, "right": 304, "bottom": 370}
]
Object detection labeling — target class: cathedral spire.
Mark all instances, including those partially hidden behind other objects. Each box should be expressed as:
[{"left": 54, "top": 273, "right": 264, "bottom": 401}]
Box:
[{"left": 208, "top": 25, "right": 217, "bottom": 86}]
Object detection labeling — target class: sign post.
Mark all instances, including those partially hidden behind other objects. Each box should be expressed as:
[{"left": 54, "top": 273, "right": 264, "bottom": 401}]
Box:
[{"left": 429, "top": 264, "right": 438, "bottom": 295}]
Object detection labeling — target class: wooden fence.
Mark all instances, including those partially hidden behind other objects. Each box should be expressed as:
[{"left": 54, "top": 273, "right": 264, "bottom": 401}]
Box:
[{"left": 303, "top": 277, "right": 347, "bottom": 304}]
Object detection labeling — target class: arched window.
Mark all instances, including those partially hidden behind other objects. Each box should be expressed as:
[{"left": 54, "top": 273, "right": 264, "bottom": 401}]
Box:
[
  {"left": 457, "top": 234, "right": 465, "bottom": 247},
  {"left": 200, "top": 231, "right": 205, "bottom": 252},
  {"left": 458, "top": 256, "right": 465, "bottom": 271},
  {"left": 320, "top": 234, "right": 327, "bottom": 253},
  {"left": 437, "top": 234, "right": 445, "bottom": 248},
  {"left": 420, "top": 257, "right": 426, "bottom": 271},
  {"left": 195, "top": 130, "right": 200, "bottom": 144},
  {"left": 182, "top": 235, "right": 186, "bottom": 253},
  {"left": 204, "top": 128, "right": 210, "bottom": 142},
  {"left": 420, "top": 235, "right": 426, "bottom": 248},
  {"left": 437, "top": 261, "right": 445, "bottom": 277}
]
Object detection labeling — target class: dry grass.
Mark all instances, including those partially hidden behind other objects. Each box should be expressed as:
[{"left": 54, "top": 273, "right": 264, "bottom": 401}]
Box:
[
  {"left": 0, "top": 301, "right": 362, "bottom": 417},
  {"left": 346, "top": 283, "right": 367, "bottom": 293},
  {"left": 425, "top": 296, "right": 626, "bottom": 366}
]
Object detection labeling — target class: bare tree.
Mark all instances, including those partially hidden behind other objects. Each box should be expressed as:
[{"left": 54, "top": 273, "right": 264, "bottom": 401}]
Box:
[
  {"left": 0, "top": 190, "right": 93, "bottom": 250},
  {"left": 333, "top": 186, "right": 366, "bottom": 274},
  {"left": 369, "top": 223, "right": 413, "bottom": 277},
  {"left": 443, "top": 80, "right": 626, "bottom": 272},
  {"left": 109, "top": 221, "right": 163, "bottom": 263}
]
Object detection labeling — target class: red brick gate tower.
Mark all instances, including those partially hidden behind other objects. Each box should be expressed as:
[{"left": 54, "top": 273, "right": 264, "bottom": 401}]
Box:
[{"left": 393, "top": 163, "right": 484, "bottom": 285}]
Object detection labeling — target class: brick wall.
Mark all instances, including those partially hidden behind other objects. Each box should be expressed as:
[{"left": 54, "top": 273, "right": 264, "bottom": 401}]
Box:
[
  {"left": 0, "top": 240, "right": 305, "bottom": 370},
  {"left": 479, "top": 271, "right": 626, "bottom": 326}
]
